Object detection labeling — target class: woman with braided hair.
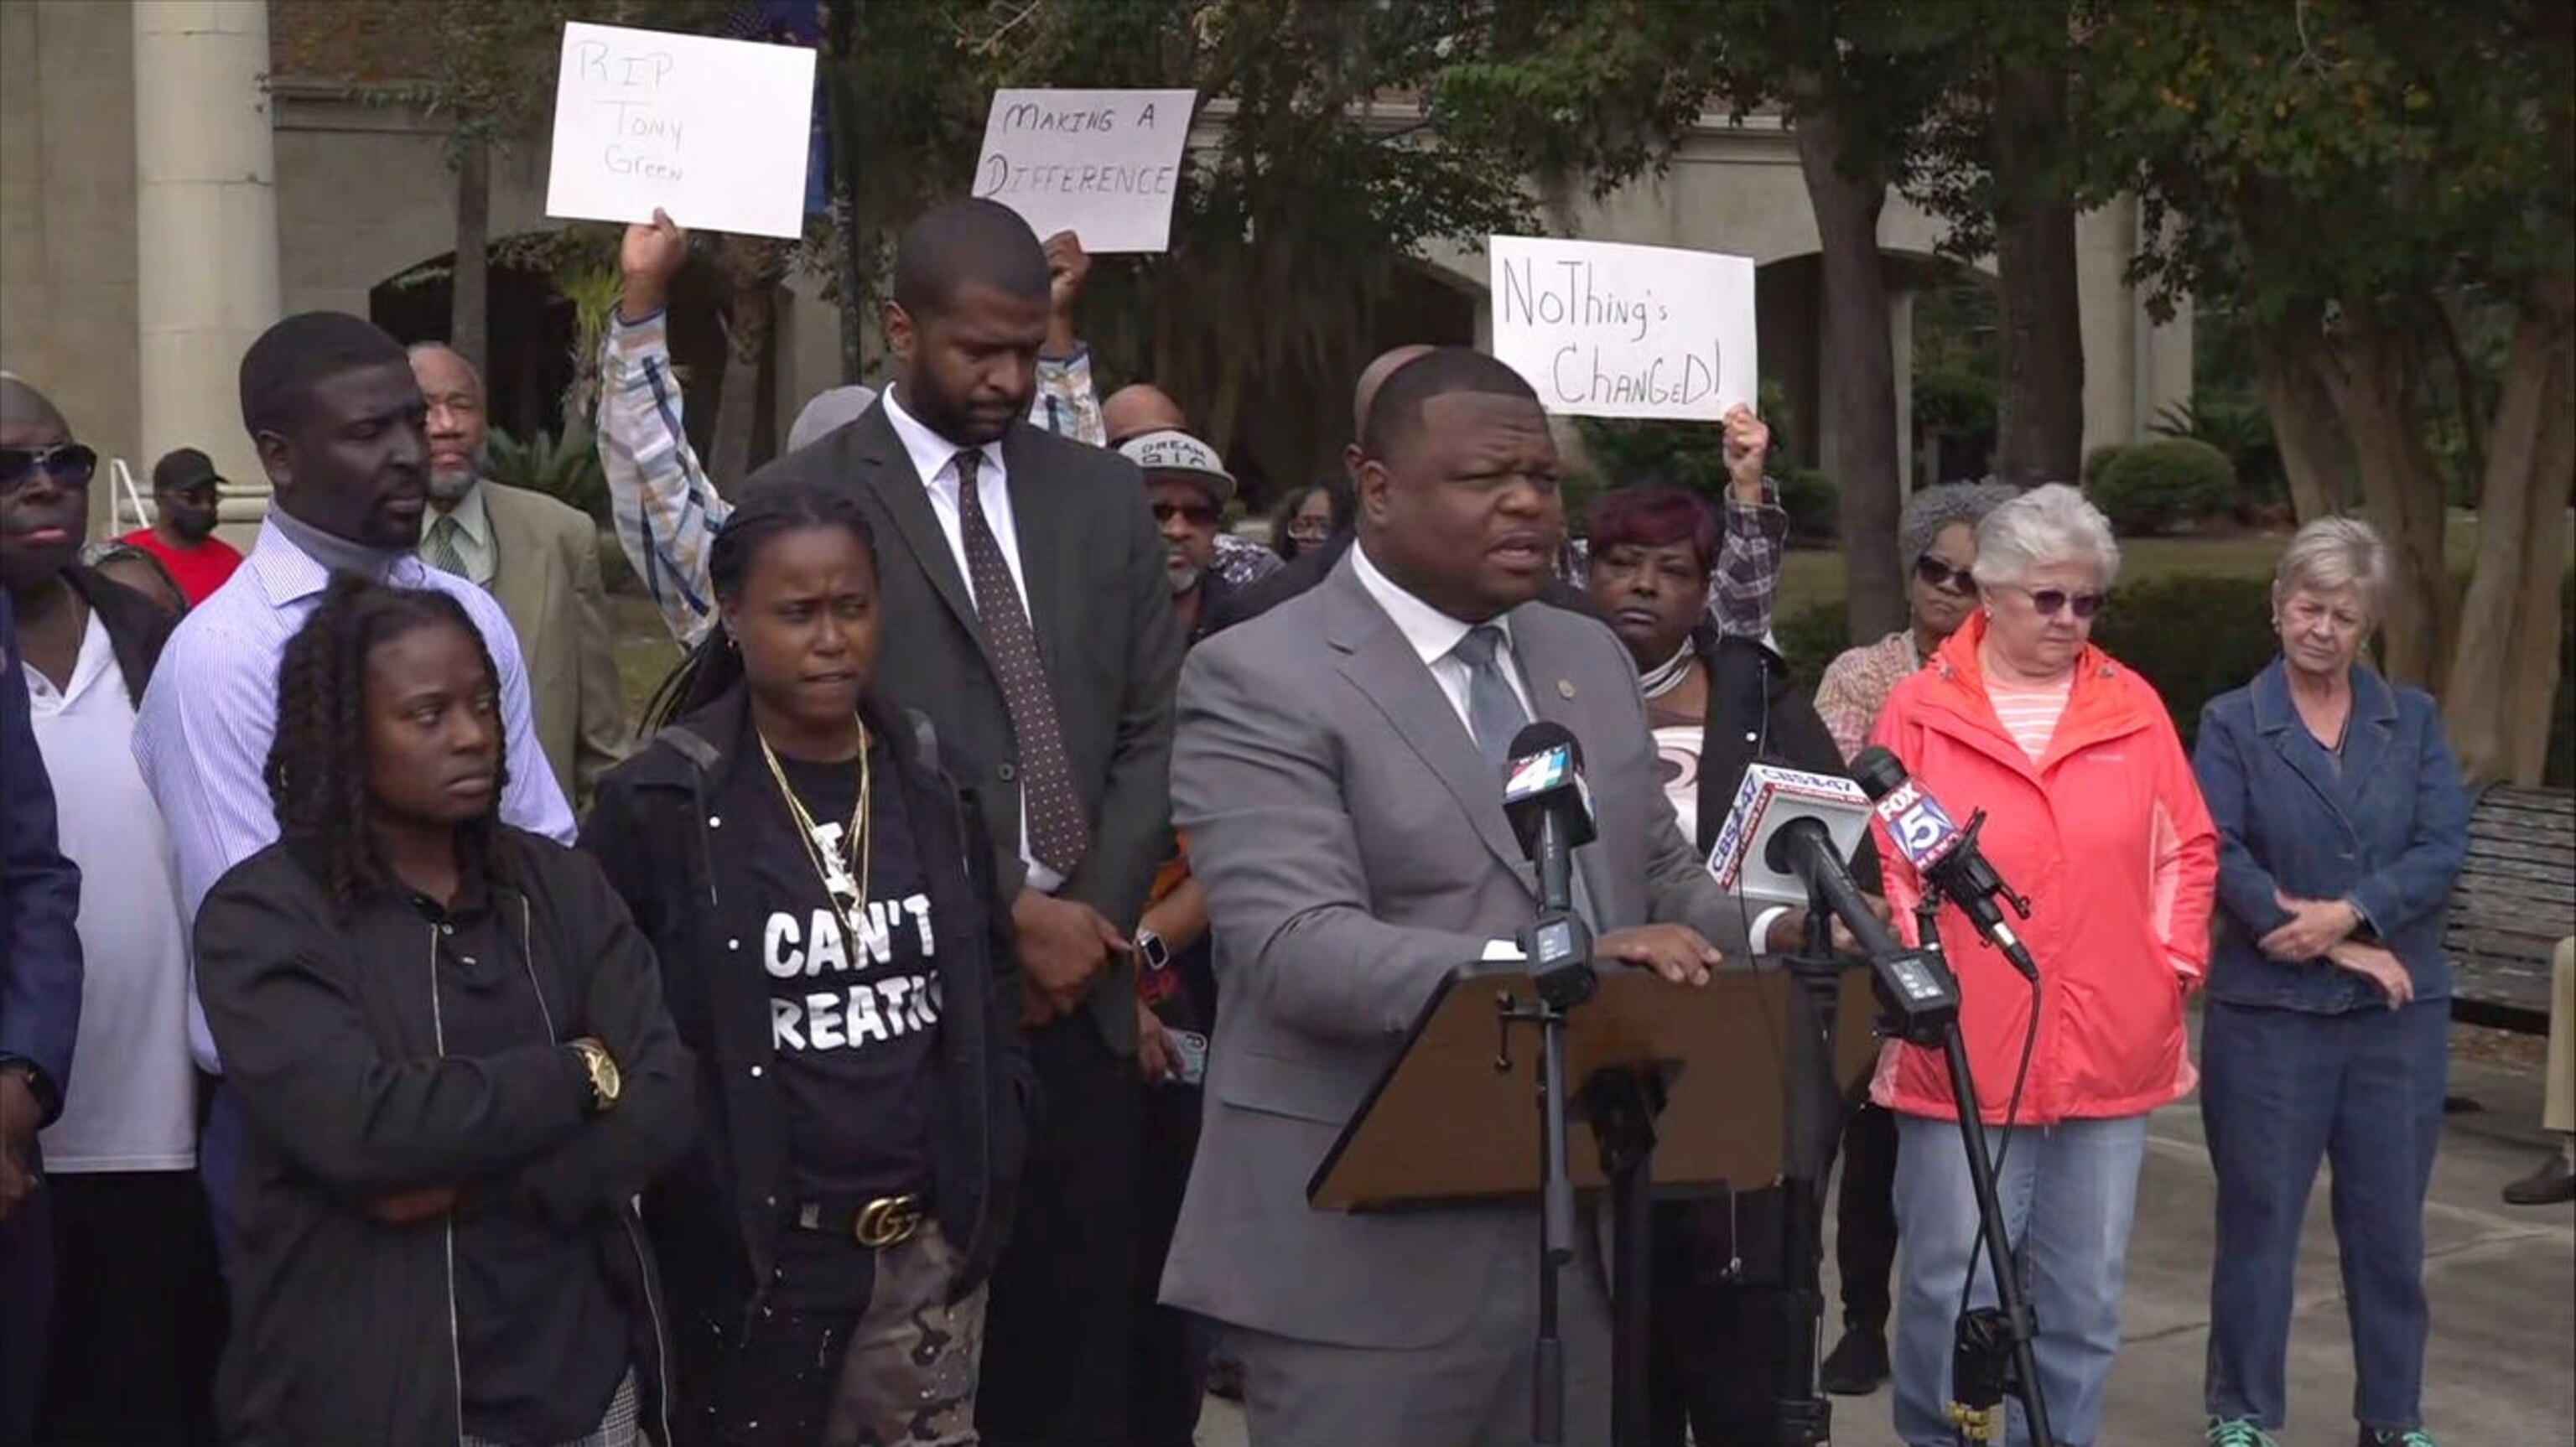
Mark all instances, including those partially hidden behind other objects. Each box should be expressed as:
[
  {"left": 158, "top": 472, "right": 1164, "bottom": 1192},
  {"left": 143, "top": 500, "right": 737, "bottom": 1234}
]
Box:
[
  {"left": 584, "top": 477, "right": 1030, "bottom": 1447},
  {"left": 193, "top": 576, "right": 694, "bottom": 1447}
]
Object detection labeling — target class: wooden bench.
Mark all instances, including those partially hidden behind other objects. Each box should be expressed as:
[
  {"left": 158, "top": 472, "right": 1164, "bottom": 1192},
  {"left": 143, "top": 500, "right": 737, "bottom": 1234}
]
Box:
[{"left": 2445, "top": 785, "right": 2575, "bottom": 1033}]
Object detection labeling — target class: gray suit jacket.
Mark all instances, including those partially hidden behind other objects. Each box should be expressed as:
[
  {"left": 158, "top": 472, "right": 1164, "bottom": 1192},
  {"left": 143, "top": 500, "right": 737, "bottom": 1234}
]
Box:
[
  {"left": 1161, "top": 552, "right": 1755, "bottom": 1350},
  {"left": 740, "top": 404, "right": 1184, "bottom": 1052},
  {"left": 480, "top": 482, "right": 629, "bottom": 809}
]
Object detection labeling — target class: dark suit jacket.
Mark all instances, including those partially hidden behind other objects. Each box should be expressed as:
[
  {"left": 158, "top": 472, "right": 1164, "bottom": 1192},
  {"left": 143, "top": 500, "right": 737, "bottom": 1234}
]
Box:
[
  {"left": 0, "top": 589, "right": 83, "bottom": 1122},
  {"left": 1207, "top": 528, "right": 1606, "bottom": 636},
  {"left": 740, "top": 403, "right": 1186, "bottom": 1053}
]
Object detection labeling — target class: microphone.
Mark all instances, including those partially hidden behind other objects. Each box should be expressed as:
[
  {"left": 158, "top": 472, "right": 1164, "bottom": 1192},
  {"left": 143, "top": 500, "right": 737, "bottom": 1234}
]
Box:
[
  {"left": 1706, "top": 764, "right": 1876, "bottom": 908},
  {"left": 1852, "top": 747, "right": 2040, "bottom": 982},
  {"left": 1502, "top": 722, "right": 1597, "bottom": 990}
]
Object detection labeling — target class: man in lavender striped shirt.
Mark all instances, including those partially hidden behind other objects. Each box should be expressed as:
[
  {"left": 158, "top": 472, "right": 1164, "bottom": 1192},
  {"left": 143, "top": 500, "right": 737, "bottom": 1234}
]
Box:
[{"left": 130, "top": 314, "right": 574, "bottom": 1252}]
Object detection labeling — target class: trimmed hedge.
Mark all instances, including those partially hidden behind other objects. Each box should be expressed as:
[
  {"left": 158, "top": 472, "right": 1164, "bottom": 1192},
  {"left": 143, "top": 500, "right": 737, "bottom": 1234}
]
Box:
[
  {"left": 1775, "top": 466, "right": 1840, "bottom": 542},
  {"left": 2086, "top": 438, "right": 2237, "bottom": 536}
]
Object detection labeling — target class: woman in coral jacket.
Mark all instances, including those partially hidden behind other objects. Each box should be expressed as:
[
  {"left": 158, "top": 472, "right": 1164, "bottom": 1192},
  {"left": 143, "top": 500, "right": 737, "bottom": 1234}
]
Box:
[{"left": 1866, "top": 484, "right": 2217, "bottom": 1447}]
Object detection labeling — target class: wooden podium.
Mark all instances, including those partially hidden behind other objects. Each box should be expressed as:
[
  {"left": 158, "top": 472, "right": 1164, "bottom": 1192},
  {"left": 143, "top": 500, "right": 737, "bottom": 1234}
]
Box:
[{"left": 1310, "top": 959, "right": 1878, "bottom": 1212}]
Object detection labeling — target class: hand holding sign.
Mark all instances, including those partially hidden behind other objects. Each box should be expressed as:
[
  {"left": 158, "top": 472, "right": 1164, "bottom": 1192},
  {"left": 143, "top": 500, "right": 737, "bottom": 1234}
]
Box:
[
  {"left": 545, "top": 21, "right": 816, "bottom": 240},
  {"left": 974, "top": 90, "right": 1197, "bottom": 253},
  {"left": 1489, "top": 236, "right": 1758, "bottom": 422}
]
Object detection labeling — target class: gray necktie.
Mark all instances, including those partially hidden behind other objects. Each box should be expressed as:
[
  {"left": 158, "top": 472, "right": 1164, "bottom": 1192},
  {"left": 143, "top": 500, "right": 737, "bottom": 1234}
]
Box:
[
  {"left": 1452, "top": 625, "right": 1599, "bottom": 929},
  {"left": 421, "top": 513, "right": 468, "bottom": 578}
]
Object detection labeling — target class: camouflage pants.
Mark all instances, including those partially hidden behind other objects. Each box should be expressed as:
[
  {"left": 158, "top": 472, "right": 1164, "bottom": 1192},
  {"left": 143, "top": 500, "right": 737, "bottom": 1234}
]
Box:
[{"left": 712, "top": 1222, "right": 986, "bottom": 1447}]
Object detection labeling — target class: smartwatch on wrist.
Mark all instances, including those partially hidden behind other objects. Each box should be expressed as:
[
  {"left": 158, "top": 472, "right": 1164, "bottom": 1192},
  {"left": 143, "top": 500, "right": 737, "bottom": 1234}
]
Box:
[{"left": 1136, "top": 928, "right": 1171, "bottom": 973}]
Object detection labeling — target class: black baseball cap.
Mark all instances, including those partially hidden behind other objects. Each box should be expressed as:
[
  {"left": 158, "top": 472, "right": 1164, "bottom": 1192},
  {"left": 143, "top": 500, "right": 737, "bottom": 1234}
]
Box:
[{"left": 151, "top": 448, "right": 224, "bottom": 493}]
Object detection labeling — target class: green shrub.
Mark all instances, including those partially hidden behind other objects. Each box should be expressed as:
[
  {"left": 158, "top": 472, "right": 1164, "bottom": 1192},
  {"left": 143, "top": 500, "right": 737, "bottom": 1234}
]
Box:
[
  {"left": 1776, "top": 466, "right": 1840, "bottom": 542},
  {"left": 488, "top": 425, "right": 609, "bottom": 525},
  {"left": 2088, "top": 438, "right": 2236, "bottom": 536},
  {"left": 1775, "top": 599, "right": 1854, "bottom": 695},
  {"left": 595, "top": 528, "right": 640, "bottom": 598},
  {"left": 2090, "top": 575, "right": 2279, "bottom": 749},
  {"left": 2082, "top": 443, "right": 2127, "bottom": 487}
]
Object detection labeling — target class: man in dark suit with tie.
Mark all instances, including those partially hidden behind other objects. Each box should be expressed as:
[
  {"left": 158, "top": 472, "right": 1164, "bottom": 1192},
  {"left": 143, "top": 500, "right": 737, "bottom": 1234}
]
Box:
[{"left": 740, "top": 200, "right": 1186, "bottom": 1447}]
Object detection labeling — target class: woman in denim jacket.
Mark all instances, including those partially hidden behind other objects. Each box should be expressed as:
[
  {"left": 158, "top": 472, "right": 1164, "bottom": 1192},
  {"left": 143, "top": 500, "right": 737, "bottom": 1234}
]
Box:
[{"left": 2191, "top": 517, "right": 2470, "bottom": 1447}]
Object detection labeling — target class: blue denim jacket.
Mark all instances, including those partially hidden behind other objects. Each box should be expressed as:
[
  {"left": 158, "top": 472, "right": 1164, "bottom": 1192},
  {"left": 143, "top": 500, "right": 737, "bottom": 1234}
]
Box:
[{"left": 2193, "top": 658, "right": 2470, "bottom": 1011}]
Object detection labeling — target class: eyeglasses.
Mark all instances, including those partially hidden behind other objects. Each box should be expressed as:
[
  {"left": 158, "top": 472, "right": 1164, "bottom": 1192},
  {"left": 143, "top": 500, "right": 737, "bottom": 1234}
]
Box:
[
  {"left": 1151, "top": 501, "right": 1221, "bottom": 528},
  {"left": 1913, "top": 553, "right": 1976, "bottom": 594},
  {"left": 1994, "top": 582, "right": 2106, "bottom": 620},
  {"left": 1286, "top": 517, "right": 1333, "bottom": 542},
  {"left": 0, "top": 443, "right": 98, "bottom": 495}
]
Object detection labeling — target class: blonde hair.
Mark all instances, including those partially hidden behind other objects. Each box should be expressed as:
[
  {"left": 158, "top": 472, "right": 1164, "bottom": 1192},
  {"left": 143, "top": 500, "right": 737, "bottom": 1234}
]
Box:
[{"left": 2272, "top": 516, "right": 2388, "bottom": 622}]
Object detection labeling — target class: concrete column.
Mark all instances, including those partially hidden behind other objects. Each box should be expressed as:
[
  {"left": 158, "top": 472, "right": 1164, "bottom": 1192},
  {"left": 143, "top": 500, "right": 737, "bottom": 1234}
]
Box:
[{"left": 132, "top": 0, "right": 282, "bottom": 521}]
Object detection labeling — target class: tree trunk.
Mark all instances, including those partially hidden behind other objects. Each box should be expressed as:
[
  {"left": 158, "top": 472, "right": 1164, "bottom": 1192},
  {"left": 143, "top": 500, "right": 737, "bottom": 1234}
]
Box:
[
  {"left": 711, "top": 237, "right": 785, "bottom": 489},
  {"left": 2319, "top": 302, "right": 2453, "bottom": 688},
  {"left": 1989, "top": 55, "right": 2085, "bottom": 484},
  {"left": 450, "top": 138, "right": 491, "bottom": 375},
  {"left": 2444, "top": 277, "right": 2575, "bottom": 785},
  {"left": 1794, "top": 109, "right": 1906, "bottom": 643},
  {"left": 2253, "top": 313, "right": 2348, "bottom": 522}
]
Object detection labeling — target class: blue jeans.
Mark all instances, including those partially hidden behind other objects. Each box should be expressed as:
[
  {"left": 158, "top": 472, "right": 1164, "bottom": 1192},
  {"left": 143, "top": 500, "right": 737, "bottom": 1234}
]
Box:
[
  {"left": 1891, "top": 1112, "right": 2151, "bottom": 1447},
  {"left": 2200, "top": 998, "right": 2446, "bottom": 1434}
]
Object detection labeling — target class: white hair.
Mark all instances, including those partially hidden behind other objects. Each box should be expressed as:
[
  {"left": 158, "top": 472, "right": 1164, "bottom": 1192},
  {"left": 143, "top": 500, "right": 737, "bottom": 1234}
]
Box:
[
  {"left": 1974, "top": 483, "right": 2122, "bottom": 589},
  {"left": 2272, "top": 515, "right": 2388, "bottom": 620}
]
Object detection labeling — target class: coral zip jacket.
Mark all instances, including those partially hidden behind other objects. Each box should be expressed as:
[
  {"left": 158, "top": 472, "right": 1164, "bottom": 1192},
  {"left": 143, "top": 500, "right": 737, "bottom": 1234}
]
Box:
[{"left": 1867, "top": 612, "right": 2217, "bottom": 1124}]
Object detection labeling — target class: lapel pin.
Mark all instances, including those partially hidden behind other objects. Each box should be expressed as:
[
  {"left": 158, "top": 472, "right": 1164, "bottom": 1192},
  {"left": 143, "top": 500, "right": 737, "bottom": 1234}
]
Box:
[{"left": 1556, "top": 679, "right": 1576, "bottom": 699}]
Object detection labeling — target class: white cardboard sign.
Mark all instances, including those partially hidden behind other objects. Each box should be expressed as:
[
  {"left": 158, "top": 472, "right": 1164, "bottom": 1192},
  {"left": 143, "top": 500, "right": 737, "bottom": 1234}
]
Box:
[
  {"left": 1488, "top": 236, "right": 1758, "bottom": 421},
  {"left": 973, "top": 89, "right": 1197, "bottom": 253},
  {"left": 544, "top": 21, "right": 818, "bottom": 240}
]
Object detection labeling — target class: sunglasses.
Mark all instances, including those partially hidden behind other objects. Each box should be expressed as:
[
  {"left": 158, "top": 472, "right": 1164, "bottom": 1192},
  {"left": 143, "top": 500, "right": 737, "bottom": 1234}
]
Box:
[
  {"left": 1913, "top": 553, "right": 1976, "bottom": 593},
  {"left": 1996, "top": 582, "right": 2106, "bottom": 620},
  {"left": 1151, "top": 501, "right": 1221, "bottom": 527},
  {"left": 0, "top": 443, "right": 98, "bottom": 495},
  {"left": 1286, "top": 517, "right": 1333, "bottom": 540}
]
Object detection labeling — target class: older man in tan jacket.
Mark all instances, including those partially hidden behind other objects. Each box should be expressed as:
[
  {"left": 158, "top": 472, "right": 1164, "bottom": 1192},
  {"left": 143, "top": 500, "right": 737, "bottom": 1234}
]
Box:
[{"left": 408, "top": 343, "right": 628, "bottom": 806}]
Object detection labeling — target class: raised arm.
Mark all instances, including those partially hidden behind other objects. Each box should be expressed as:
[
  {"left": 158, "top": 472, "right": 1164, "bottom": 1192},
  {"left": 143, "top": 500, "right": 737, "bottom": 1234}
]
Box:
[
  {"left": 596, "top": 212, "right": 730, "bottom": 647},
  {"left": 1710, "top": 403, "right": 1787, "bottom": 641}
]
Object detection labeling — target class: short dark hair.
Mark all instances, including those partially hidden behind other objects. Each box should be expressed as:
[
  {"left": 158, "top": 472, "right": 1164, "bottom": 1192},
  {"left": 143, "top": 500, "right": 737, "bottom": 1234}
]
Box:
[
  {"left": 642, "top": 478, "right": 882, "bottom": 734},
  {"left": 1586, "top": 485, "right": 1721, "bottom": 573},
  {"left": 1360, "top": 347, "right": 1540, "bottom": 463},
  {"left": 891, "top": 199, "right": 1051, "bottom": 318},
  {"left": 238, "top": 312, "right": 410, "bottom": 440}
]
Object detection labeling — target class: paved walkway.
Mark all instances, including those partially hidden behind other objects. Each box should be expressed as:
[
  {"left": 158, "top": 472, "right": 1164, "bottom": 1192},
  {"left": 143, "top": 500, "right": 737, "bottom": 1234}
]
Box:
[{"left": 1194, "top": 1031, "right": 2575, "bottom": 1446}]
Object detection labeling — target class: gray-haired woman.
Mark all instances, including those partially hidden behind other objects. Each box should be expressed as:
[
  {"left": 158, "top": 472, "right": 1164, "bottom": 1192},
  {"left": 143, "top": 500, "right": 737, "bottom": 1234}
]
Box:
[
  {"left": 1810, "top": 478, "right": 2017, "bottom": 1397},
  {"left": 2192, "top": 517, "right": 2469, "bottom": 1447}
]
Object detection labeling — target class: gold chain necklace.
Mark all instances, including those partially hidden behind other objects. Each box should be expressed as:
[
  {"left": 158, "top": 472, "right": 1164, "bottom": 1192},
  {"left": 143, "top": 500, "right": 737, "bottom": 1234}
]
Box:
[{"left": 758, "top": 718, "right": 873, "bottom": 932}]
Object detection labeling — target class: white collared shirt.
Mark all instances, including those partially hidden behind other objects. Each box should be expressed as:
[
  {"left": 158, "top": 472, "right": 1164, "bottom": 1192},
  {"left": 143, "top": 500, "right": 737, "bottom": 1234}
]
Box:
[
  {"left": 880, "top": 386, "right": 1026, "bottom": 600},
  {"left": 878, "top": 386, "right": 1061, "bottom": 892},
  {"left": 1348, "top": 539, "right": 1539, "bottom": 730}
]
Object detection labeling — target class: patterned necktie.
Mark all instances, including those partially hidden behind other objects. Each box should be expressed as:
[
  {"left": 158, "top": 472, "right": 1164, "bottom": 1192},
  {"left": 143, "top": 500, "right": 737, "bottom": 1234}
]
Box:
[
  {"left": 952, "top": 449, "right": 1088, "bottom": 876},
  {"left": 421, "top": 513, "right": 467, "bottom": 578},
  {"left": 1453, "top": 624, "right": 1598, "bottom": 927}
]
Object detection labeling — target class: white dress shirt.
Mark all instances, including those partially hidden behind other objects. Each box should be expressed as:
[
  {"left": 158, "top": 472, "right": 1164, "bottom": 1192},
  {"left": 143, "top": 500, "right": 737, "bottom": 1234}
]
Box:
[{"left": 880, "top": 386, "right": 1061, "bottom": 891}]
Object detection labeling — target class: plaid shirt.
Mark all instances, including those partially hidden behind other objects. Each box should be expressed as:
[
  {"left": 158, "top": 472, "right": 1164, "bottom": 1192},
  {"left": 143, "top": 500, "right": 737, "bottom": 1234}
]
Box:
[{"left": 595, "top": 310, "right": 1106, "bottom": 646}]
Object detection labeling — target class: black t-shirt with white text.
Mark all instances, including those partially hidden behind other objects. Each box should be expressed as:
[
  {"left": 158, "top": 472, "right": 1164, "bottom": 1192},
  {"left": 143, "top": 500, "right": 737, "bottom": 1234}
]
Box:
[{"left": 736, "top": 739, "right": 941, "bottom": 1217}]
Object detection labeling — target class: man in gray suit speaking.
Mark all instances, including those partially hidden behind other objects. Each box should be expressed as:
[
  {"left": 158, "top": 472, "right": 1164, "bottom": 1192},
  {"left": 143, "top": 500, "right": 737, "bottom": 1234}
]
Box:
[{"left": 1162, "top": 348, "right": 1820, "bottom": 1445}]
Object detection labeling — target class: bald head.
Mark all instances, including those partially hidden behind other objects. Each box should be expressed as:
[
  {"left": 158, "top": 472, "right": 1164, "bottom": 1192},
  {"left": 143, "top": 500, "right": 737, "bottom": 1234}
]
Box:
[
  {"left": 1353, "top": 345, "right": 1435, "bottom": 440},
  {"left": 0, "top": 372, "right": 69, "bottom": 438},
  {"left": 1104, "top": 384, "right": 1187, "bottom": 447}
]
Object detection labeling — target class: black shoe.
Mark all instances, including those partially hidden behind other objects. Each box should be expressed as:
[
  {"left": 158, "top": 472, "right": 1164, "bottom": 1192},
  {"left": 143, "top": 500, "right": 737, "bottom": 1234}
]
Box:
[
  {"left": 2501, "top": 1149, "right": 2576, "bottom": 1206},
  {"left": 1820, "top": 1324, "right": 1889, "bottom": 1396}
]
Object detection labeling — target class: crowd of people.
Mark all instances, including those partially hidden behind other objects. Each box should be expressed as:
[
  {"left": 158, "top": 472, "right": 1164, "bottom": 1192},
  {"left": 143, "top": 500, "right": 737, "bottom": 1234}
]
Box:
[{"left": 0, "top": 189, "right": 2553, "bottom": 1447}]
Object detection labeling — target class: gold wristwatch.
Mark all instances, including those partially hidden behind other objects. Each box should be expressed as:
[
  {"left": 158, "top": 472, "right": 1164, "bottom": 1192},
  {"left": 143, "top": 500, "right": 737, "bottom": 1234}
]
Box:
[{"left": 569, "top": 1038, "right": 622, "bottom": 1114}]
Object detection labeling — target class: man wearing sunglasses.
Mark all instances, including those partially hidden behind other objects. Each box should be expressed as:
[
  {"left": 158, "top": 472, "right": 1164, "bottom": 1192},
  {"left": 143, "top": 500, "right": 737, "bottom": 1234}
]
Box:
[{"left": 117, "top": 449, "right": 242, "bottom": 607}]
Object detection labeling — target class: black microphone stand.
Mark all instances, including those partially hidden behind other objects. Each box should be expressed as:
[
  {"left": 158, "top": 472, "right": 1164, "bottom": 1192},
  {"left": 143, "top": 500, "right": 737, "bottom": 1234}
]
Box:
[
  {"left": 1903, "top": 897, "right": 2056, "bottom": 1447},
  {"left": 1767, "top": 902, "right": 1844, "bottom": 1447}
]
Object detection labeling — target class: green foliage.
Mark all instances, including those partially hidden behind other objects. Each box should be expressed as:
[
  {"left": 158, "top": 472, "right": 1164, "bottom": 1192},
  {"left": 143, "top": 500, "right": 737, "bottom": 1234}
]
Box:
[
  {"left": 2088, "top": 438, "right": 2237, "bottom": 536},
  {"left": 2090, "top": 576, "right": 2283, "bottom": 749},
  {"left": 1914, "top": 366, "right": 1999, "bottom": 434},
  {"left": 2148, "top": 397, "right": 2284, "bottom": 513},
  {"left": 1775, "top": 599, "right": 1856, "bottom": 694},
  {"left": 2081, "top": 443, "right": 2126, "bottom": 487},
  {"left": 1573, "top": 418, "right": 1727, "bottom": 496},
  {"left": 1776, "top": 467, "right": 1841, "bottom": 542},
  {"left": 486, "top": 426, "right": 608, "bottom": 525}
]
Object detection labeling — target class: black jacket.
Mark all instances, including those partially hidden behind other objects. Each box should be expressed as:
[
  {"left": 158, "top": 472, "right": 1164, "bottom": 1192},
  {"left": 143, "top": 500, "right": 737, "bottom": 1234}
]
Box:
[
  {"left": 193, "top": 830, "right": 696, "bottom": 1447},
  {"left": 579, "top": 691, "right": 1031, "bottom": 1346},
  {"left": 65, "top": 564, "right": 174, "bottom": 708}
]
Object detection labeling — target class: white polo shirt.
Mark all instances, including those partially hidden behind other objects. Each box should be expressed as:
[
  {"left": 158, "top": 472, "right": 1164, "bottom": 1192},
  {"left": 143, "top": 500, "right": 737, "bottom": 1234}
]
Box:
[{"left": 29, "top": 613, "right": 197, "bottom": 1173}]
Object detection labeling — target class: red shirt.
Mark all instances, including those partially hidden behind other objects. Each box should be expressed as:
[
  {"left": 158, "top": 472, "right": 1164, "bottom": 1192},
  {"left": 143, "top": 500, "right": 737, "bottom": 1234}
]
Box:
[{"left": 119, "top": 528, "right": 245, "bottom": 605}]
